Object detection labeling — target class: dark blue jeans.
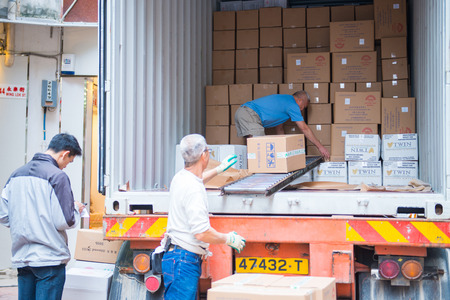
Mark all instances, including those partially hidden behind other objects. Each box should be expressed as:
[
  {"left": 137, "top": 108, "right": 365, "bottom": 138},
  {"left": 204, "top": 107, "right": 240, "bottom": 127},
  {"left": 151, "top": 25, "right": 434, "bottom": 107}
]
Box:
[
  {"left": 18, "top": 264, "right": 66, "bottom": 300},
  {"left": 162, "top": 246, "right": 202, "bottom": 300}
]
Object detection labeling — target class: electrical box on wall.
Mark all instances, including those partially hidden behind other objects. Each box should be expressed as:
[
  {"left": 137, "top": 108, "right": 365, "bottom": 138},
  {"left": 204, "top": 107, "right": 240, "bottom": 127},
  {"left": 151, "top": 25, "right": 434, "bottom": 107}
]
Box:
[
  {"left": 41, "top": 80, "right": 58, "bottom": 108},
  {"left": 61, "top": 54, "right": 75, "bottom": 75}
]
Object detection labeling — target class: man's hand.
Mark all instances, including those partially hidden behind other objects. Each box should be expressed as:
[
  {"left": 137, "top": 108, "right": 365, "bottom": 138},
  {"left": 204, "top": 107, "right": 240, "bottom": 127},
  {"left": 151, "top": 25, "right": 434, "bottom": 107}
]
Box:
[
  {"left": 74, "top": 201, "right": 85, "bottom": 214},
  {"left": 215, "top": 154, "right": 237, "bottom": 174},
  {"left": 318, "top": 145, "right": 330, "bottom": 160},
  {"left": 226, "top": 231, "right": 246, "bottom": 253}
]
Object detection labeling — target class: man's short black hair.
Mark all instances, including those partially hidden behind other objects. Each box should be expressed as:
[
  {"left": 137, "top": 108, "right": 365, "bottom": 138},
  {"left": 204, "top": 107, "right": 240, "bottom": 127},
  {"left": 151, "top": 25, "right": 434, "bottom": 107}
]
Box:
[{"left": 48, "top": 133, "right": 82, "bottom": 157}]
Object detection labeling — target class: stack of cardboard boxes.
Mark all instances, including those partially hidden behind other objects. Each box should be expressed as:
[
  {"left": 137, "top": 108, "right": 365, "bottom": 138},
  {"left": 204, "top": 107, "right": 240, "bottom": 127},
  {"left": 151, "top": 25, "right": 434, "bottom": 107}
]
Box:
[{"left": 213, "top": 11, "right": 236, "bottom": 85}]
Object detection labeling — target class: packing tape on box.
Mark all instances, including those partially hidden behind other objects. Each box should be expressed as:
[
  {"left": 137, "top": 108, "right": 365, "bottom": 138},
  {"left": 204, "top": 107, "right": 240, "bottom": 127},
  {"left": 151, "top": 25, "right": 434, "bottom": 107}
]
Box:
[{"left": 277, "top": 149, "right": 305, "bottom": 158}]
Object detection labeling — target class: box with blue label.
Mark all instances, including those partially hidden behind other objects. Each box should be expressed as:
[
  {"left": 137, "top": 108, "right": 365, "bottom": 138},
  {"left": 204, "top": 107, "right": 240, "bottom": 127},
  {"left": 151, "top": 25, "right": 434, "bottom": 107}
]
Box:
[{"left": 247, "top": 135, "right": 305, "bottom": 173}]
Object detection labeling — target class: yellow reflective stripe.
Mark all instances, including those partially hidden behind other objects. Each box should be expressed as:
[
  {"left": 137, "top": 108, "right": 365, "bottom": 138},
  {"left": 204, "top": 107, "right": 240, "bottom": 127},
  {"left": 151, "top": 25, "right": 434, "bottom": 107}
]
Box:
[
  {"left": 106, "top": 218, "right": 140, "bottom": 237},
  {"left": 145, "top": 218, "right": 168, "bottom": 237},
  {"left": 411, "top": 222, "right": 450, "bottom": 244},
  {"left": 367, "top": 221, "right": 409, "bottom": 243},
  {"left": 346, "top": 222, "right": 365, "bottom": 242}
]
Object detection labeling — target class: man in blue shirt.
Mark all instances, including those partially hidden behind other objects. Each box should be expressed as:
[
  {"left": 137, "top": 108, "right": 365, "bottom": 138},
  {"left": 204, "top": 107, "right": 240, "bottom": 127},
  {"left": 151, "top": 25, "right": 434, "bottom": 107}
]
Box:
[{"left": 235, "top": 91, "right": 330, "bottom": 160}]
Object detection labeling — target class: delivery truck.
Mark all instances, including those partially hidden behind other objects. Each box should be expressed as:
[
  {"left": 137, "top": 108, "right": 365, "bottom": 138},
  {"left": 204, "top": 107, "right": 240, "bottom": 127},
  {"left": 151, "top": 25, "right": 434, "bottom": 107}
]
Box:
[{"left": 99, "top": 0, "right": 450, "bottom": 299}]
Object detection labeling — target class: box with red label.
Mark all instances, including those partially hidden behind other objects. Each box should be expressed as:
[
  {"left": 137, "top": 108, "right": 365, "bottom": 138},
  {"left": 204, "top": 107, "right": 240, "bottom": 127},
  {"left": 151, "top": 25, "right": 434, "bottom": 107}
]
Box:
[
  {"left": 381, "top": 97, "right": 415, "bottom": 135},
  {"left": 330, "top": 20, "right": 374, "bottom": 52},
  {"left": 331, "top": 123, "right": 379, "bottom": 156},
  {"left": 332, "top": 52, "right": 377, "bottom": 82},
  {"left": 287, "top": 52, "right": 330, "bottom": 83},
  {"left": 374, "top": 0, "right": 407, "bottom": 39},
  {"left": 334, "top": 91, "right": 381, "bottom": 124}
]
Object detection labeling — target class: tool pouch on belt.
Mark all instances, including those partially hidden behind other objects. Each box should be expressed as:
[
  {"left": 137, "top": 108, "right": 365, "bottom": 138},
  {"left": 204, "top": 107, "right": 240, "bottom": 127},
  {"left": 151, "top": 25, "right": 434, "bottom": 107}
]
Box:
[{"left": 152, "top": 236, "right": 171, "bottom": 275}]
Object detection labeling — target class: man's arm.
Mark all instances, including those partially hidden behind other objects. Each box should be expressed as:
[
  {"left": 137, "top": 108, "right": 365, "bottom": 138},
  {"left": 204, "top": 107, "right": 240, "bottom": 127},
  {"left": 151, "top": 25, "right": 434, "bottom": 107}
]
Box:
[
  {"left": 196, "top": 227, "right": 246, "bottom": 253},
  {"left": 274, "top": 124, "right": 284, "bottom": 135},
  {"left": 295, "top": 121, "right": 330, "bottom": 160}
]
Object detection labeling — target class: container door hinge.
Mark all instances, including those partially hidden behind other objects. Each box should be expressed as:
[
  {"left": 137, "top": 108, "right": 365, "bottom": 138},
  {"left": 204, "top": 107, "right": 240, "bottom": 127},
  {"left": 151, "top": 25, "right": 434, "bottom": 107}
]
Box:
[
  {"left": 104, "top": 174, "right": 110, "bottom": 188},
  {"left": 104, "top": 80, "right": 111, "bottom": 92}
]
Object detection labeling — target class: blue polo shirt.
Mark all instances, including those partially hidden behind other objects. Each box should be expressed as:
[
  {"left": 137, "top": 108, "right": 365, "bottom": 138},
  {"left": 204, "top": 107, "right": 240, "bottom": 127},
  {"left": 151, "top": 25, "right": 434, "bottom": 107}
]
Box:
[{"left": 243, "top": 94, "right": 303, "bottom": 128}]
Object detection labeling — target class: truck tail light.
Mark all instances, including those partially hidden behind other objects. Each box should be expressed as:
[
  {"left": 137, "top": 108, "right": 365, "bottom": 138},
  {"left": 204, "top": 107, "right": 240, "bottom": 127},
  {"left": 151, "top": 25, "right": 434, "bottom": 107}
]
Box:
[
  {"left": 133, "top": 253, "right": 151, "bottom": 273},
  {"left": 145, "top": 275, "right": 162, "bottom": 293},
  {"left": 379, "top": 259, "right": 400, "bottom": 279},
  {"left": 401, "top": 260, "right": 423, "bottom": 280}
]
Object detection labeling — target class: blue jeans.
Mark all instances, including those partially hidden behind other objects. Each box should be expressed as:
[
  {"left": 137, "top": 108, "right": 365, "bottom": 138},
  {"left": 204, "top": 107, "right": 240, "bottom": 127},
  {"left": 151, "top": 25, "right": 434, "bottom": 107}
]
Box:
[
  {"left": 18, "top": 264, "right": 66, "bottom": 300},
  {"left": 162, "top": 246, "right": 202, "bottom": 300}
]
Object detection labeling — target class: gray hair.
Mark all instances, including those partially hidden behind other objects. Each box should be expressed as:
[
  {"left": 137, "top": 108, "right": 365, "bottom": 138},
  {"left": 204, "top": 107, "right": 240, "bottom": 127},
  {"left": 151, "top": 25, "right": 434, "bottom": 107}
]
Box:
[
  {"left": 293, "top": 90, "right": 310, "bottom": 102},
  {"left": 180, "top": 134, "right": 207, "bottom": 166}
]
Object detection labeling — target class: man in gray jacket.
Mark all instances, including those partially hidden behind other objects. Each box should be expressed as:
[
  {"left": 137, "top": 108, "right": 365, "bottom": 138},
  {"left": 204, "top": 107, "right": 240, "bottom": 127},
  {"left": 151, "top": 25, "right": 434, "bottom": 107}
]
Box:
[{"left": 0, "top": 133, "right": 84, "bottom": 300}]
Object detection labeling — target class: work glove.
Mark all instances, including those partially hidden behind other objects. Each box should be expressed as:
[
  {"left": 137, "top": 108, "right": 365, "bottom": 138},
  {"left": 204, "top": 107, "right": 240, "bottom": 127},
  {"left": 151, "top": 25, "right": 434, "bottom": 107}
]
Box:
[
  {"left": 226, "top": 231, "right": 246, "bottom": 253},
  {"left": 215, "top": 154, "right": 237, "bottom": 174}
]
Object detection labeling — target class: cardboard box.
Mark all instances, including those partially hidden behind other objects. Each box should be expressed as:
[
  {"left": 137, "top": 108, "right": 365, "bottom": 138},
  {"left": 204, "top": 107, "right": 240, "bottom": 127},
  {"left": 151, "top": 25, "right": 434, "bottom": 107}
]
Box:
[
  {"left": 330, "top": 82, "right": 355, "bottom": 103},
  {"left": 330, "top": 21, "right": 374, "bottom": 53},
  {"left": 206, "top": 126, "right": 230, "bottom": 144},
  {"left": 213, "top": 70, "right": 235, "bottom": 85},
  {"left": 381, "top": 37, "right": 407, "bottom": 59},
  {"left": 332, "top": 51, "right": 377, "bottom": 82},
  {"left": 334, "top": 92, "right": 381, "bottom": 124},
  {"left": 381, "top": 97, "right": 415, "bottom": 135},
  {"left": 259, "top": 7, "right": 282, "bottom": 27},
  {"left": 237, "top": 9, "right": 258, "bottom": 29},
  {"left": 230, "top": 125, "right": 246, "bottom": 145},
  {"left": 307, "top": 124, "right": 331, "bottom": 146},
  {"left": 279, "top": 83, "right": 303, "bottom": 95},
  {"left": 260, "top": 67, "right": 283, "bottom": 84},
  {"left": 209, "top": 145, "right": 248, "bottom": 169},
  {"left": 260, "top": 27, "right": 283, "bottom": 48},
  {"left": 355, "top": 4, "right": 374, "bottom": 21},
  {"left": 213, "top": 30, "right": 235, "bottom": 50},
  {"left": 313, "top": 162, "right": 348, "bottom": 183},
  {"left": 236, "top": 49, "right": 259, "bottom": 69},
  {"left": 283, "top": 7, "right": 306, "bottom": 28},
  {"left": 382, "top": 133, "right": 418, "bottom": 161},
  {"left": 356, "top": 82, "right": 382, "bottom": 92},
  {"left": 283, "top": 28, "right": 307, "bottom": 48},
  {"left": 307, "top": 47, "right": 330, "bottom": 53},
  {"left": 231, "top": 104, "right": 240, "bottom": 125},
  {"left": 206, "top": 85, "right": 229, "bottom": 105},
  {"left": 284, "top": 125, "right": 302, "bottom": 134},
  {"left": 307, "top": 103, "right": 332, "bottom": 125},
  {"left": 247, "top": 134, "right": 306, "bottom": 173},
  {"left": 267, "top": 276, "right": 336, "bottom": 300},
  {"left": 212, "top": 274, "right": 283, "bottom": 288},
  {"left": 74, "top": 229, "right": 123, "bottom": 264},
  {"left": 237, "top": 29, "right": 259, "bottom": 49},
  {"left": 331, "top": 5, "right": 355, "bottom": 22},
  {"left": 287, "top": 52, "right": 330, "bottom": 83},
  {"left": 260, "top": 47, "right": 283, "bottom": 67},
  {"left": 63, "top": 267, "right": 114, "bottom": 300},
  {"left": 348, "top": 161, "right": 382, "bottom": 185},
  {"left": 229, "top": 84, "right": 253, "bottom": 104},
  {"left": 206, "top": 105, "right": 230, "bottom": 126},
  {"left": 344, "top": 134, "right": 380, "bottom": 161},
  {"left": 383, "top": 161, "right": 418, "bottom": 186},
  {"left": 329, "top": 155, "right": 346, "bottom": 162},
  {"left": 307, "top": 145, "right": 331, "bottom": 156},
  {"left": 213, "top": 11, "right": 236, "bottom": 31},
  {"left": 213, "top": 50, "right": 235, "bottom": 70},
  {"left": 208, "top": 285, "right": 316, "bottom": 300},
  {"left": 331, "top": 123, "right": 379, "bottom": 156},
  {"left": 382, "top": 80, "right": 409, "bottom": 98},
  {"left": 307, "top": 27, "right": 330, "bottom": 48},
  {"left": 374, "top": 0, "right": 407, "bottom": 39},
  {"left": 253, "top": 83, "right": 278, "bottom": 99},
  {"left": 283, "top": 48, "right": 307, "bottom": 66},
  {"left": 307, "top": 7, "right": 330, "bottom": 28},
  {"left": 304, "top": 83, "right": 329, "bottom": 104},
  {"left": 236, "top": 69, "right": 258, "bottom": 84},
  {"left": 382, "top": 58, "right": 408, "bottom": 80}
]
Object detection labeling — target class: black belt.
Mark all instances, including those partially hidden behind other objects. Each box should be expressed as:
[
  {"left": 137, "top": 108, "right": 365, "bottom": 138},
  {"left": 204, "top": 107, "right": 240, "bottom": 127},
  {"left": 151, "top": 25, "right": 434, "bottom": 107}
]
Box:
[{"left": 168, "top": 244, "right": 185, "bottom": 251}]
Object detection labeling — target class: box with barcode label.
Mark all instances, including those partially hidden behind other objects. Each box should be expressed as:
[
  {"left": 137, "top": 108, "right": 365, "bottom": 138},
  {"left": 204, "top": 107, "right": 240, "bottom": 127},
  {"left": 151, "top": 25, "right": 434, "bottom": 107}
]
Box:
[
  {"left": 247, "top": 134, "right": 305, "bottom": 173},
  {"left": 382, "top": 134, "right": 418, "bottom": 161},
  {"left": 345, "top": 134, "right": 380, "bottom": 161},
  {"left": 348, "top": 161, "right": 382, "bottom": 185},
  {"left": 313, "top": 162, "right": 348, "bottom": 183},
  {"left": 383, "top": 161, "right": 418, "bottom": 186}
]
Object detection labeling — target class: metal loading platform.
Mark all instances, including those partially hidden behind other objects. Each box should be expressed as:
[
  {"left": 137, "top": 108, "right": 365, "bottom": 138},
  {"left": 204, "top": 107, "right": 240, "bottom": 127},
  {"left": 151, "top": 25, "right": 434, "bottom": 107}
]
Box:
[{"left": 221, "top": 156, "right": 323, "bottom": 196}]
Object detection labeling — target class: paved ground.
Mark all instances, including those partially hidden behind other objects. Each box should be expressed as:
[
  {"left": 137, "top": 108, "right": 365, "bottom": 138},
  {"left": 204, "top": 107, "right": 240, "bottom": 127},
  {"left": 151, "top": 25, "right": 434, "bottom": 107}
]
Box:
[
  {"left": 0, "top": 287, "right": 18, "bottom": 299},
  {"left": 0, "top": 269, "right": 18, "bottom": 300}
]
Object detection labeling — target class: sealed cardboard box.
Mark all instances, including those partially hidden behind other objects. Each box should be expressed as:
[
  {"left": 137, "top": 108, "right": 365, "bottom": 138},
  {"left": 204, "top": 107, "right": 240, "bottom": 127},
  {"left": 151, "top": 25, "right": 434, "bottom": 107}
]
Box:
[
  {"left": 260, "top": 47, "right": 283, "bottom": 67},
  {"left": 382, "top": 133, "right": 418, "bottom": 161},
  {"left": 307, "top": 7, "right": 330, "bottom": 28},
  {"left": 307, "top": 103, "right": 332, "bottom": 125},
  {"left": 63, "top": 267, "right": 114, "bottom": 300},
  {"left": 230, "top": 125, "right": 246, "bottom": 145},
  {"left": 307, "top": 27, "right": 330, "bottom": 48},
  {"left": 313, "top": 162, "right": 348, "bottom": 183},
  {"left": 209, "top": 145, "right": 248, "bottom": 169},
  {"left": 307, "top": 145, "right": 331, "bottom": 156},
  {"left": 260, "top": 67, "right": 283, "bottom": 84},
  {"left": 284, "top": 125, "right": 302, "bottom": 134},
  {"left": 206, "top": 85, "right": 228, "bottom": 105},
  {"left": 236, "top": 49, "right": 258, "bottom": 69},
  {"left": 308, "top": 47, "right": 330, "bottom": 53},
  {"left": 212, "top": 50, "right": 235, "bottom": 70},
  {"left": 213, "top": 30, "right": 235, "bottom": 50},
  {"left": 307, "top": 124, "right": 331, "bottom": 146},
  {"left": 330, "top": 20, "right": 374, "bottom": 53},
  {"left": 283, "top": 28, "right": 307, "bottom": 48},
  {"left": 382, "top": 79, "right": 409, "bottom": 98},
  {"left": 382, "top": 58, "right": 408, "bottom": 80},
  {"left": 331, "top": 5, "right": 355, "bottom": 22},
  {"left": 229, "top": 84, "right": 252, "bottom": 104},
  {"left": 237, "top": 9, "right": 258, "bottom": 29},
  {"left": 330, "top": 82, "right": 355, "bottom": 103},
  {"left": 283, "top": 48, "right": 307, "bottom": 66},
  {"left": 345, "top": 134, "right": 380, "bottom": 161},
  {"left": 253, "top": 83, "right": 278, "bottom": 99},
  {"left": 75, "top": 229, "right": 123, "bottom": 264},
  {"left": 267, "top": 276, "right": 336, "bottom": 300},
  {"left": 260, "top": 27, "right": 283, "bottom": 48},
  {"left": 236, "top": 69, "right": 258, "bottom": 84},
  {"left": 213, "top": 70, "right": 235, "bottom": 85},
  {"left": 247, "top": 134, "right": 306, "bottom": 173},
  {"left": 334, "top": 91, "right": 381, "bottom": 124},
  {"left": 259, "top": 7, "right": 282, "bottom": 27},
  {"left": 331, "top": 123, "right": 378, "bottom": 156},
  {"left": 374, "top": 0, "right": 407, "bottom": 39},
  {"left": 355, "top": 4, "right": 374, "bottom": 21},
  {"left": 348, "top": 161, "right": 382, "bottom": 185},
  {"left": 287, "top": 52, "right": 330, "bottom": 83},
  {"left": 383, "top": 161, "right": 418, "bottom": 186},
  {"left": 381, "top": 97, "right": 415, "bottom": 135},
  {"left": 212, "top": 274, "right": 283, "bottom": 288},
  {"left": 237, "top": 29, "right": 259, "bottom": 49},
  {"left": 304, "top": 83, "right": 329, "bottom": 104},
  {"left": 208, "top": 285, "right": 316, "bottom": 300},
  {"left": 206, "top": 106, "right": 230, "bottom": 126},
  {"left": 213, "top": 11, "right": 236, "bottom": 31},
  {"left": 279, "top": 83, "right": 303, "bottom": 95},
  {"left": 381, "top": 37, "right": 407, "bottom": 59},
  {"left": 332, "top": 51, "right": 377, "bottom": 82},
  {"left": 206, "top": 126, "right": 229, "bottom": 144},
  {"left": 283, "top": 7, "right": 306, "bottom": 28},
  {"left": 356, "top": 82, "right": 382, "bottom": 92}
]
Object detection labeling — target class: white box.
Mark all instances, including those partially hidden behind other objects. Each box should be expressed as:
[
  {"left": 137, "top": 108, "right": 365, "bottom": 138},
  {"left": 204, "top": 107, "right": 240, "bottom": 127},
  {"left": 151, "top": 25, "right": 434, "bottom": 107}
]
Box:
[
  {"left": 62, "top": 267, "right": 114, "bottom": 300},
  {"left": 345, "top": 134, "right": 380, "bottom": 161},
  {"left": 69, "top": 260, "right": 115, "bottom": 272},
  {"left": 382, "top": 134, "right": 418, "bottom": 161},
  {"left": 313, "top": 162, "right": 348, "bottom": 183},
  {"left": 289, "top": 171, "right": 313, "bottom": 186},
  {"left": 348, "top": 161, "right": 382, "bottom": 186},
  {"left": 383, "top": 161, "right": 419, "bottom": 186}
]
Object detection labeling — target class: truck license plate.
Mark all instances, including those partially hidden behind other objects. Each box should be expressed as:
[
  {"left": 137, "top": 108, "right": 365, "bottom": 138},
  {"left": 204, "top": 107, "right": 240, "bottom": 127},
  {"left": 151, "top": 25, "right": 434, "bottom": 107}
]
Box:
[{"left": 235, "top": 257, "right": 308, "bottom": 275}]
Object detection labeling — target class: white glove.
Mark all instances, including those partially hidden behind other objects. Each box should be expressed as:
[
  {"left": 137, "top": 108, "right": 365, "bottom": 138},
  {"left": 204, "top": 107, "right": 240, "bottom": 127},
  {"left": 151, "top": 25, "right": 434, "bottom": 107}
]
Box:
[
  {"left": 215, "top": 154, "right": 238, "bottom": 174},
  {"left": 226, "top": 231, "right": 246, "bottom": 253}
]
